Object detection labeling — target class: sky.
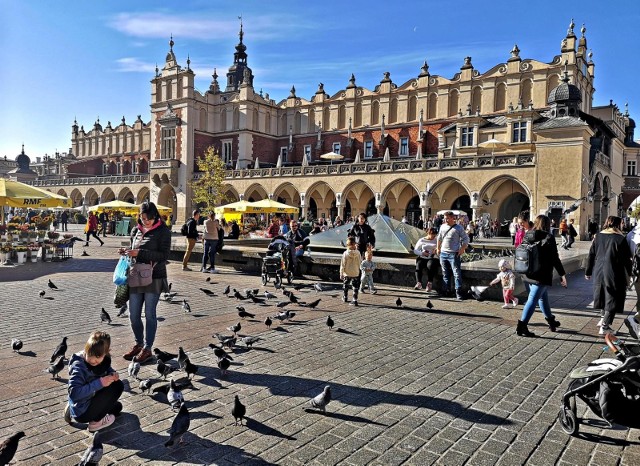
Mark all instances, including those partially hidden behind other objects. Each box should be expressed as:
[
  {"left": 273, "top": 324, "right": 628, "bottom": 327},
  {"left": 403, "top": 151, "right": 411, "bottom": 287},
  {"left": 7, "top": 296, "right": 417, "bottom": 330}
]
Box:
[{"left": 1, "top": 0, "right": 639, "bottom": 159}]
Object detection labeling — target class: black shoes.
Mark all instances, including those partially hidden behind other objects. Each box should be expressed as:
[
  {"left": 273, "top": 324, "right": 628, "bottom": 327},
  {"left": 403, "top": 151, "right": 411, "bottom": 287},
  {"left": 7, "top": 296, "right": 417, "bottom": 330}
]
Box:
[
  {"left": 545, "top": 316, "right": 561, "bottom": 332},
  {"left": 516, "top": 320, "right": 536, "bottom": 337}
]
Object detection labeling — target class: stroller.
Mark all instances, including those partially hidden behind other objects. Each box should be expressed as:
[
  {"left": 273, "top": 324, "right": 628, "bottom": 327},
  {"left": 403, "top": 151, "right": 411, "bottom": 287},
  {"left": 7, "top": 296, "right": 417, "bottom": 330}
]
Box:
[
  {"left": 558, "top": 333, "right": 640, "bottom": 435},
  {"left": 261, "top": 236, "right": 294, "bottom": 287}
]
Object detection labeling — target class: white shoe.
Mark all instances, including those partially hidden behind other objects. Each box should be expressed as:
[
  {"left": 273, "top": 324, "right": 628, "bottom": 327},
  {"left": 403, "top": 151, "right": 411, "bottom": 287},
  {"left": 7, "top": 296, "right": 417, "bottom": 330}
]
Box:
[
  {"left": 599, "top": 326, "right": 616, "bottom": 336},
  {"left": 512, "top": 298, "right": 519, "bottom": 307},
  {"left": 502, "top": 304, "right": 513, "bottom": 309},
  {"left": 597, "top": 318, "right": 604, "bottom": 327},
  {"left": 625, "top": 316, "right": 639, "bottom": 339},
  {"left": 208, "top": 269, "right": 219, "bottom": 274},
  {"left": 88, "top": 414, "right": 115, "bottom": 432}
]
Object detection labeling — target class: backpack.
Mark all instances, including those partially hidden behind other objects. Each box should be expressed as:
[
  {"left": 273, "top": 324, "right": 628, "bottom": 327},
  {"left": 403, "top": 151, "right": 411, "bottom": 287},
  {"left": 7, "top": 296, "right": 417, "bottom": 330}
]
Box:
[
  {"left": 514, "top": 235, "right": 549, "bottom": 276},
  {"left": 631, "top": 244, "right": 640, "bottom": 279},
  {"left": 180, "top": 220, "right": 190, "bottom": 236}
]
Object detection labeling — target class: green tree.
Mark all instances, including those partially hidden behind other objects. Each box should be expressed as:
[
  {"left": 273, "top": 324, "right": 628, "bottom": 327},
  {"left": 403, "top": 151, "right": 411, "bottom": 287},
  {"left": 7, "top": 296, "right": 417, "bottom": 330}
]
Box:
[{"left": 190, "top": 146, "right": 228, "bottom": 211}]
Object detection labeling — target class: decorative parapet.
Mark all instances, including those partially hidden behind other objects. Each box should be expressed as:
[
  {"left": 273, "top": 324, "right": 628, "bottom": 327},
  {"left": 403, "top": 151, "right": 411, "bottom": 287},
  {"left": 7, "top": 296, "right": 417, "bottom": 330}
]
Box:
[{"left": 29, "top": 174, "right": 149, "bottom": 187}]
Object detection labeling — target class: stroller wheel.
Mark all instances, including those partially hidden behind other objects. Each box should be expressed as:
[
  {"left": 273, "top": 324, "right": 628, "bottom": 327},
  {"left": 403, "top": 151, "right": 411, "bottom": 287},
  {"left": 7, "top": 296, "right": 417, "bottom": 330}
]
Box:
[
  {"left": 261, "top": 274, "right": 268, "bottom": 286},
  {"left": 558, "top": 406, "right": 578, "bottom": 435},
  {"left": 274, "top": 275, "right": 282, "bottom": 288}
]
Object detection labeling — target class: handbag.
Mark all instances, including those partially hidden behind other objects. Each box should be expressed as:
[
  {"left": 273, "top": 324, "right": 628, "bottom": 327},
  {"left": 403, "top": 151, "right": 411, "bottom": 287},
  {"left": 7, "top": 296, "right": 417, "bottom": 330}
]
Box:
[
  {"left": 114, "top": 283, "right": 129, "bottom": 307},
  {"left": 113, "top": 256, "right": 130, "bottom": 285},
  {"left": 128, "top": 260, "right": 154, "bottom": 287}
]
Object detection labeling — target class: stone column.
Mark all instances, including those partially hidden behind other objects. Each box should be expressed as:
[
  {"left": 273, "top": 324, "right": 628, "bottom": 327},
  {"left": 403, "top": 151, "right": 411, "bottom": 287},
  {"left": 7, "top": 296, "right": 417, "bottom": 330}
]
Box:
[
  {"left": 336, "top": 192, "right": 343, "bottom": 219},
  {"left": 300, "top": 193, "right": 306, "bottom": 220},
  {"left": 375, "top": 192, "right": 383, "bottom": 215}
]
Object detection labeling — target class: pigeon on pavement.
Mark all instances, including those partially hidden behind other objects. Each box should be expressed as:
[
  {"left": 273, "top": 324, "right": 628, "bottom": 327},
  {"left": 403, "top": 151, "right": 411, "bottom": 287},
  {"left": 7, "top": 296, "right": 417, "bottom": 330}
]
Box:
[
  {"left": 39, "top": 290, "right": 46, "bottom": 298},
  {"left": 237, "top": 308, "right": 255, "bottom": 319},
  {"left": 199, "top": 288, "right": 215, "bottom": 297},
  {"left": 233, "top": 289, "right": 247, "bottom": 300},
  {"left": 100, "top": 308, "right": 112, "bottom": 324},
  {"left": 11, "top": 339, "right": 23, "bottom": 352},
  {"left": 182, "top": 300, "right": 191, "bottom": 313},
  {"left": 249, "top": 295, "right": 265, "bottom": 304},
  {"left": 314, "top": 283, "right": 324, "bottom": 293},
  {"left": 217, "top": 357, "right": 231, "bottom": 375},
  {"left": 264, "top": 316, "right": 272, "bottom": 329},
  {"left": 240, "top": 336, "right": 262, "bottom": 348},
  {"left": 326, "top": 316, "right": 334, "bottom": 330},
  {"left": 165, "top": 404, "right": 190, "bottom": 447},
  {"left": 276, "top": 301, "right": 290, "bottom": 308},
  {"left": 47, "top": 356, "right": 65, "bottom": 379},
  {"left": 128, "top": 361, "right": 141, "bottom": 380},
  {"left": 177, "top": 347, "right": 189, "bottom": 370},
  {"left": 205, "top": 276, "right": 211, "bottom": 283},
  {"left": 48, "top": 279, "right": 58, "bottom": 290},
  {"left": 305, "top": 298, "right": 321, "bottom": 309},
  {"left": 231, "top": 395, "right": 246, "bottom": 426},
  {"left": 78, "top": 432, "right": 103, "bottom": 466},
  {"left": 117, "top": 303, "right": 128, "bottom": 317},
  {"left": 223, "top": 285, "right": 231, "bottom": 296},
  {"left": 139, "top": 379, "right": 155, "bottom": 394},
  {"left": 50, "top": 336, "right": 68, "bottom": 363},
  {"left": 396, "top": 297, "right": 403, "bottom": 308},
  {"left": 264, "top": 291, "right": 277, "bottom": 300},
  {"left": 154, "top": 348, "right": 177, "bottom": 362},
  {"left": 426, "top": 300, "right": 434, "bottom": 311},
  {"left": 157, "top": 360, "right": 176, "bottom": 380},
  {"left": 184, "top": 359, "right": 198, "bottom": 380},
  {"left": 227, "top": 322, "right": 241, "bottom": 336},
  {"left": 208, "top": 344, "right": 233, "bottom": 361},
  {"left": 168, "top": 378, "right": 184, "bottom": 411},
  {"left": 310, "top": 385, "right": 332, "bottom": 413},
  {"left": 0, "top": 431, "right": 26, "bottom": 466}
]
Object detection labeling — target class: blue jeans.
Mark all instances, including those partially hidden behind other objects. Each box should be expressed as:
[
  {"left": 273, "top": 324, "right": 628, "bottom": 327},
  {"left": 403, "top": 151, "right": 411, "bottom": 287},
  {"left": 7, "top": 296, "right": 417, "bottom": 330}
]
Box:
[
  {"left": 128, "top": 292, "right": 160, "bottom": 350},
  {"left": 440, "top": 251, "right": 463, "bottom": 294},
  {"left": 520, "top": 283, "right": 553, "bottom": 323},
  {"left": 202, "top": 239, "right": 218, "bottom": 270}
]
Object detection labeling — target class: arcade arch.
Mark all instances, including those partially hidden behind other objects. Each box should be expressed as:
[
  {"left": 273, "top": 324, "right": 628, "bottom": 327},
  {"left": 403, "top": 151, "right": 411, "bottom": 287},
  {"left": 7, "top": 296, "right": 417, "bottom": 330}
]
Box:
[
  {"left": 306, "top": 181, "right": 336, "bottom": 221},
  {"left": 342, "top": 180, "right": 375, "bottom": 219},
  {"left": 381, "top": 179, "right": 420, "bottom": 221},
  {"left": 244, "top": 183, "right": 268, "bottom": 202}
]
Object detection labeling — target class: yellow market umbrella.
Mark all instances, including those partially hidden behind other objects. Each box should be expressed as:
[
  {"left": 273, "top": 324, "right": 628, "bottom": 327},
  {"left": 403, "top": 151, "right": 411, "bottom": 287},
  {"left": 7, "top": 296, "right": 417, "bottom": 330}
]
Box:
[
  {"left": 0, "top": 179, "right": 70, "bottom": 209},
  {"left": 88, "top": 200, "right": 137, "bottom": 213},
  {"left": 241, "top": 199, "right": 299, "bottom": 214},
  {"left": 214, "top": 200, "right": 253, "bottom": 215}
]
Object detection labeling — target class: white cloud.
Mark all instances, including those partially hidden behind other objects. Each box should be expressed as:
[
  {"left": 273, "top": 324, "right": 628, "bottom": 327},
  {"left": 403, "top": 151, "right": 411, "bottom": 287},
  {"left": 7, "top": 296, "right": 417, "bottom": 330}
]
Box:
[{"left": 115, "top": 57, "right": 156, "bottom": 73}]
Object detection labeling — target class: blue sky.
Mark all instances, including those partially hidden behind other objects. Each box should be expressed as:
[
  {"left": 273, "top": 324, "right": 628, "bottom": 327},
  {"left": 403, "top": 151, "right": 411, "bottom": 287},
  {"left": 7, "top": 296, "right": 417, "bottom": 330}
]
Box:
[{"left": 1, "top": 0, "right": 639, "bottom": 159}]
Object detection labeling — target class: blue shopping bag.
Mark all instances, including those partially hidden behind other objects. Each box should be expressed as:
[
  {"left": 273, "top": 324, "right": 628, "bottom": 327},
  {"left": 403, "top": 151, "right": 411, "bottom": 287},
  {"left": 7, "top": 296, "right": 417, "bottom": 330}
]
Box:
[{"left": 113, "top": 256, "right": 130, "bottom": 285}]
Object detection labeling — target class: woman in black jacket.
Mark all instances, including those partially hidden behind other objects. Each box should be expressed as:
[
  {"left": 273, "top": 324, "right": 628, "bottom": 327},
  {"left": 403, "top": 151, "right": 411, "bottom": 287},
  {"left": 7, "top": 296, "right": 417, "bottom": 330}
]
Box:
[
  {"left": 119, "top": 202, "right": 171, "bottom": 363},
  {"left": 518, "top": 215, "right": 567, "bottom": 337},
  {"left": 585, "top": 215, "right": 632, "bottom": 336},
  {"left": 348, "top": 213, "right": 376, "bottom": 258}
]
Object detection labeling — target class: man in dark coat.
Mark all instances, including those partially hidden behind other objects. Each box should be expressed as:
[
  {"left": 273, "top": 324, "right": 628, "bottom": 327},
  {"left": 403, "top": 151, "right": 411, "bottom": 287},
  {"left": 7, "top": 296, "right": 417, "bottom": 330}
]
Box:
[{"left": 347, "top": 213, "right": 376, "bottom": 258}]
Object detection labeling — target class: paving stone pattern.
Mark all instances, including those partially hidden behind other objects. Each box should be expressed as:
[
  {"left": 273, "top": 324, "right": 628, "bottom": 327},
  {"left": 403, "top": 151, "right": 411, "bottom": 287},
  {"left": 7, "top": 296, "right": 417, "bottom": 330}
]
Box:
[{"left": 0, "top": 235, "right": 639, "bottom": 465}]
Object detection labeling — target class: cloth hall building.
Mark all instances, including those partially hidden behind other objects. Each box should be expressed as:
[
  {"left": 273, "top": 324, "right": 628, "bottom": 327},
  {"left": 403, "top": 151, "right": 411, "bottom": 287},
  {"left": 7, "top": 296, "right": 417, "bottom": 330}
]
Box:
[{"left": 27, "top": 20, "right": 640, "bottom": 238}]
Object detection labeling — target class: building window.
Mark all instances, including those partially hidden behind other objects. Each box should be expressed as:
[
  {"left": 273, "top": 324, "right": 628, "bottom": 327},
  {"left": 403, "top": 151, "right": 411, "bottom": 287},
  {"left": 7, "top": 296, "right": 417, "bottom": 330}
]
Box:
[
  {"left": 460, "top": 127, "right": 474, "bottom": 147},
  {"left": 332, "top": 142, "right": 341, "bottom": 154},
  {"left": 513, "top": 121, "right": 527, "bottom": 143},
  {"left": 161, "top": 127, "right": 176, "bottom": 159},
  {"left": 303, "top": 145, "right": 311, "bottom": 163},
  {"left": 280, "top": 147, "right": 288, "bottom": 163},
  {"left": 222, "top": 140, "right": 232, "bottom": 165},
  {"left": 364, "top": 140, "right": 373, "bottom": 159},
  {"left": 102, "top": 163, "right": 108, "bottom": 175},
  {"left": 132, "top": 160, "right": 138, "bottom": 173},
  {"left": 627, "top": 160, "right": 637, "bottom": 176},
  {"left": 399, "top": 137, "right": 409, "bottom": 156}
]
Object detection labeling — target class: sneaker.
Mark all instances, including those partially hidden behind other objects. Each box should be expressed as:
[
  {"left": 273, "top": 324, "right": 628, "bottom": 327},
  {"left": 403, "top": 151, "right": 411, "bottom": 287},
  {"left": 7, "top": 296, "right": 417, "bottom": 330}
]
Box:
[
  {"left": 455, "top": 294, "right": 465, "bottom": 302},
  {"left": 88, "top": 414, "right": 115, "bottom": 432},
  {"left": 360, "top": 289, "right": 367, "bottom": 294},
  {"left": 342, "top": 296, "right": 348, "bottom": 303},
  {"left": 208, "top": 269, "right": 219, "bottom": 274},
  {"left": 597, "top": 318, "right": 604, "bottom": 327},
  {"left": 200, "top": 267, "right": 210, "bottom": 273},
  {"left": 134, "top": 348, "right": 153, "bottom": 364},
  {"left": 350, "top": 300, "right": 359, "bottom": 306},
  {"left": 182, "top": 266, "right": 192, "bottom": 271},
  {"left": 625, "top": 316, "right": 639, "bottom": 339},
  {"left": 123, "top": 343, "right": 143, "bottom": 361},
  {"left": 599, "top": 326, "right": 616, "bottom": 336},
  {"left": 64, "top": 404, "right": 72, "bottom": 424},
  {"left": 512, "top": 297, "right": 519, "bottom": 307},
  {"left": 502, "top": 304, "right": 513, "bottom": 309},
  {"left": 371, "top": 289, "right": 378, "bottom": 295},
  {"left": 414, "top": 283, "right": 423, "bottom": 290},
  {"left": 426, "top": 282, "right": 433, "bottom": 292}
]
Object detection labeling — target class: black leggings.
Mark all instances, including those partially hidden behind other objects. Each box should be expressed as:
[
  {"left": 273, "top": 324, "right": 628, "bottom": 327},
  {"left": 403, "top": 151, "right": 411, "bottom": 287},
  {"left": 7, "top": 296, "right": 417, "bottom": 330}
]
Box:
[
  {"left": 86, "top": 230, "right": 104, "bottom": 245},
  {"left": 415, "top": 257, "right": 440, "bottom": 284},
  {"left": 75, "top": 380, "right": 124, "bottom": 423}
]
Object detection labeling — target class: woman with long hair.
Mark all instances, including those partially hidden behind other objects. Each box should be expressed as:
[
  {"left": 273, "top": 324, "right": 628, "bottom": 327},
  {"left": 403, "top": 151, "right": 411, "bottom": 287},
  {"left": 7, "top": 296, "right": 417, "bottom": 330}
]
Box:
[
  {"left": 517, "top": 215, "right": 566, "bottom": 337},
  {"left": 585, "top": 215, "right": 632, "bottom": 335}
]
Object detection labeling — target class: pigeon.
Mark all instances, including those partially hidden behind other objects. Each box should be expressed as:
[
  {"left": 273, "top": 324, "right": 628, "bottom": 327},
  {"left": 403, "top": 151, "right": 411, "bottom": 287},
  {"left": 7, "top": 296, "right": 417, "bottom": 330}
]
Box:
[
  {"left": 139, "top": 379, "right": 155, "bottom": 394},
  {"left": 157, "top": 360, "right": 176, "bottom": 380},
  {"left": 78, "top": 432, "right": 103, "bottom": 466},
  {"left": 272, "top": 311, "right": 289, "bottom": 322},
  {"left": 0, "top": 431, "right": 26, "bottom": 466},
  {"left": 264, "top": 316, "right": 272, "bottom": 329},
  {"left": 184, "top": 359, "right": 198, "bottom": 380},
  {"left": 231, "top": 395, "right": 246, "bottom": 426},
  {"left": 213, "top": 333, "right": 233, "bottom": 343},
  {"left": 426, "top": 300, "right": 434, "bottom": 311},
  {"left": 282, "top": 289, "right": 292, "bottom": 297},
  {"left": 236, "top": 307, "right": 255, "bottom": 319},
  {"left": 223, "top": 285, "right": 231, "bottom": 296},
  {"left": 326, "top": 315, "right": 334, "bottom": 330},
  {"left": 285, "top": 311, "right": 296, "bottom": 321},
  {"left": 306, "top": 298, "right": 321, "bottom": 309},
  {"left": 81, "top": 250, "right": 90, "bottom": 257},
  {"left": 153, "top": 378, "right": 195, "bottom": 395},
  {"left": 47, "top": 356, "right": 65, "bottom": 379},
  {"left": 177, "top": 347, "right": 189, "bottom": 370},
  {"left": 199, "top": 288, "right": 215, "bottom": 297},
  {"left": 221, "top": 336, "right": 237, "bottom": 350},
  {"left": 240, "top": 336, "right": 262, "bottom": 348},
  {"left": 245, "top": 288, "right": 260, "bottom": 297},
  {"left": 154, "top": 348, "right": 178, "bottom": 363},
  {"left": 396, "top": 297, "right": 403, "bottom": 308},
  {"left": 264, "top": 291, "right": 277, "bottom": 300},
  {"left": 274, "top": 280, "right": 282, "bottom": 290},
  {"left": 163, "top": 292, "right": 177, "bottom": 302},
  {"left": 208, "top": 344, "right": 233, "bottom": 361},
  {"left": 48, "top": 279, "right": 58, "bottom": 290},
  {"left": 205, "top": 276, "right": 211, "bottom": 283},
  {"left": 117, "top": 303, "right": 128, "bottom": 317},
  {"left": 227, "top": 322, "right": 241, "bottom": 336},
  {"left": 310, "top": 385, "right": 332, "bottom": 413},
  {"left": 168, "top": 282, "right": 173, "bottom": 291},
  {"left": 217, "top": 357, "right": 231, "bottom": 375},
  {"left": 182, "top": 300, "right": 191, "bottom": 313},
  {"left": 165, "top": 404, "right": 190, "bottom": 447},
  {"left": 233, "top": 289, "right": 247, "bottom": 300},
  {"left": 314, "top": 283, "right": 324, "bottom": 293},
  {"left": 470, "top": 285, "right": 488, "bottom": 301},
  {"left": 167, "top": 378, "right": 184, "bottom": 411},
  {"left": 276, "top": 301, "right": 290, "bottom": 308},
  {"left": 249, "top": 295, "right": 265, "bottom": 304},
  {"left": 39, "top": 290, "right": 46, "bottom": 298},
  {"left": 100, "top": 308, "right": 112, "bottom": 324},
  {"left": 289, "top": 293, "right": 299, "bottom": 304},
  {"left": 128, "top": 361, "right": 141, "bottom": 380},
  {"left": 293, "top": 284, "right": 305, "bottom": 291},
  {"left": 50, "top": 336, "right": 68, "bottom": 363},
  {"left": 11, "top": 339, "right": 23, "bottom": 352}
]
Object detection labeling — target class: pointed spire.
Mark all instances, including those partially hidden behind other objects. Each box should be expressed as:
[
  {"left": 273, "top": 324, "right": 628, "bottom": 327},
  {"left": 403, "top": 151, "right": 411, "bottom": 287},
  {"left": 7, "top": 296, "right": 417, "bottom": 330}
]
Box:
[
  {"left": 625, "top": 103, "right": 629, "bottom": 117},
  {"left": 346, "top": 73, "right": 356, "bottom": 89},
  {"left": 238, "top": 15, "right": 244, "bottom": 44},
  {"left": 155, "top": 63, "right": 159, "bottom": 77},
  {"left": 580, "top": 24, "right": 586, "bottom": 37},
  {"left": 186, "top": 54, "right": 191, "bottom": 70},
  {"left": 419, "top": 60, "right": 429, "bottom": 77},
  {"left": 169, "top": 34, "right": 174, "bottom": 51},
  {"left": 567, "top": 18, "right": 575, "bottom": 37},
  {"left": 508, "top": 44, "right": 521, "bottom": 62},
  {"left": 289, "top": 85, "right": 296, "bottom": 98}
]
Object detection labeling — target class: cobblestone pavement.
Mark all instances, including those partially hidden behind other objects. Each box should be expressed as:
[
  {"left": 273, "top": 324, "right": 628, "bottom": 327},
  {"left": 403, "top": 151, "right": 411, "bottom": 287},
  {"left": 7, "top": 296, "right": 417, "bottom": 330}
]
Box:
[{"left": 1, "top": 235, "right": 639, "bottom": 465}]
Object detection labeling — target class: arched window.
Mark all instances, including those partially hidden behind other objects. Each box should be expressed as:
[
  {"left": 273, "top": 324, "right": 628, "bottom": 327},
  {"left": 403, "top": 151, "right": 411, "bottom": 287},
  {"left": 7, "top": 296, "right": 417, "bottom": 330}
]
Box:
[
  {"left": 471, "top": 87, "right": 482, "bottom": 114},
  {"left": 338, "top": 105, "right": 346, "bottom": 129},
  {"left": 389, "top": 98, "right": 398, "bottom": 123},
  {"left": 371, "top": 101, "right": 380, "bottom": 125},
  {"left": 165, "top": 81, "right": 172, "bottom": 100},
  {"left": 354, "top": 102, "right": 362, "bottom": 127},
  {"left": 495, "top": 82, "right": 507, "bottom": 111},
  {"left": 407, "top": 95, "right": 417, "bottom": 121},
  {"left": 308, "top": 109, "right": 315, "bottom": 133},
  {"left": 520, "top": 79, "right": 532, "bottom": 108},
  {"left": 199, "top": 108, "right": 207, "bottom": 130},
  {"left": 428, "top": 93, "right": 438, "bottom": 119},
  {"left": 323, "top": 107, "right": 330, "bottom": 131},
  {"left": 448, "top": 89, "right": 459, "bottom": 117}
]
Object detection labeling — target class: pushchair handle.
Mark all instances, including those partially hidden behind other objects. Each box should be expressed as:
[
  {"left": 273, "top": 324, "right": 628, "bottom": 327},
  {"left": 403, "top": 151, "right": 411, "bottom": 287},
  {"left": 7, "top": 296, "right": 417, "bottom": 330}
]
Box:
[{"left": 605, "top": 333, "right": 629, "bottom": 359}]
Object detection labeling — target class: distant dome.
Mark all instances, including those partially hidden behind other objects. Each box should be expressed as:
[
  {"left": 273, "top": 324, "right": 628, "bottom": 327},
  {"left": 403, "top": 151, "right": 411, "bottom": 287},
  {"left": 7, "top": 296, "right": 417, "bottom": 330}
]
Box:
[
  {"left": 547, "top": 80, "right": 582, "bottom": 105},
  {"left": 629, "top": 118, "right": 636, "bottom": 129},
  {"left": 16, "top": 146, "right": 30, "bottom": 169}
]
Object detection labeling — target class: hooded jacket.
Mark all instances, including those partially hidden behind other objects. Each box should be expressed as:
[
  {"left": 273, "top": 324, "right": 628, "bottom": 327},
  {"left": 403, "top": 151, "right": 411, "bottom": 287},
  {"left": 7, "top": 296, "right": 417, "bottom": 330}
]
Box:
[{"left": 67, "top": 352, "right": 114, "bottom": 418}]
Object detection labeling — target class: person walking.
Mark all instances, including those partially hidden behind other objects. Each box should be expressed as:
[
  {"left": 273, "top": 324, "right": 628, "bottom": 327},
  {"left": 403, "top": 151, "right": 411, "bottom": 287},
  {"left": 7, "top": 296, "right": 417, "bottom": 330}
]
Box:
[
  {"left": 182, "top": 209, "right": 200, "bottom": 271},
  {"left": 414, "top": 227, "right": 440, "bottom": 292},
  {"left": 60, "top": 210, "right": 69, "bottom": 232},
  {"left": 348, "top": 213, "right": 376, "bottom": 258},
  {"left": 626, "top": 223, "right": 640, "bottom": 339},
  {"left": 514, "top": 214, "right": 531, "bottom": 248},
  {"left": 340, "top": 238, "right": 362, "bottom": 306},
  {"left": 98, "top": 211, "right": 109, "bottom": 237},
  {"left": 201, "top": 212, "right": 220, "bottom": 273},
  {"left": 517, "top": 214, "right": 566, "bottom": 337},
  {"left": 489, "top": 259, "right": 518, "bottom": 309},
  {"left": 585, "top": 215, "right": 632, "bottom": 336},
  {"left": 435, "top": 211, "right": 469, "bottom": 300},
  {"left": 566, "top": 218, "right": 578, "bottom": 249},
  {"left": 84, "top": 212, "right": 104, "bottom": 247},
  {"left": 120, "top": 202, "right": 171, "bottom": 363},
  {"left": 509, "top": 217, "right": 518, "bottom": 245},
  {"left": 359, "top": 248, "right": 377, "bottom": 294},
  {"left": 559, "top": 218, "right": 569, "bottom": 249}
]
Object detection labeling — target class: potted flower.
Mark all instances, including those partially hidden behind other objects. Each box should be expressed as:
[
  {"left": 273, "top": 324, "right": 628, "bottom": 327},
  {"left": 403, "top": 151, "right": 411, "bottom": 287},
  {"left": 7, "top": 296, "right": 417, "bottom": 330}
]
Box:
[
  {"left": 28, "top": 243, "right": 40, "bottom": 262},
  {"left": 0, "top": 225, "right": 6, "bottom": 241},
  {"left": 14, "top": 245, "right": 27, "bottom": 264},
  {"left": 47, "top": 231, "right": 60, "bottom": 240}
]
